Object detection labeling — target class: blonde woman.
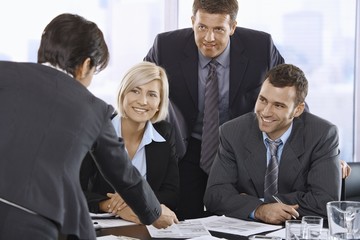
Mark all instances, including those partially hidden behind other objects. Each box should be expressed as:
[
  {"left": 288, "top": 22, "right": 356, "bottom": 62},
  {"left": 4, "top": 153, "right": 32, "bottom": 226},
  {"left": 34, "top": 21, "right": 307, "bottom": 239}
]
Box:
[{"left": 80, "top": 61, "right": 179, "bottom": 223}]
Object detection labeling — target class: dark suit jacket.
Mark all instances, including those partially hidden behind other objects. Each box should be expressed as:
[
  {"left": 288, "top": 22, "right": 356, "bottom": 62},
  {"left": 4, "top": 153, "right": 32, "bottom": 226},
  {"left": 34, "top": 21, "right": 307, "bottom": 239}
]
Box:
[
  {"left": 204, "top": 112, "right": 341, "bottom": 219},
  {"left": 80, "top": 120, "right": 179, "bottom": 212},
  {"left": 145, "top": 27, "right": 284, "bottom": 142},
  {"left": 0, "top": 61, "right": 161, "bottom": 239}
]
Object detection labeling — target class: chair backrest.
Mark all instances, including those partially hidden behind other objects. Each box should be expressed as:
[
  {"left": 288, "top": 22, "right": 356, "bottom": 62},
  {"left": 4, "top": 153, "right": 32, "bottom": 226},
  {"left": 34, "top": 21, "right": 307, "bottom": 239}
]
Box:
[{"left": 344, "top": 162, "right": 360, "bottom": 201}]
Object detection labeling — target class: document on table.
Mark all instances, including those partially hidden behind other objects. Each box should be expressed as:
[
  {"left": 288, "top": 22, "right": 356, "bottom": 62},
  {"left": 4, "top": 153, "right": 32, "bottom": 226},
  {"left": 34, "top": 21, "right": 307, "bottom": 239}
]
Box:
[
  {"left": 90, "top": 212, "right": 136, "bottom": 228},
  {"left": 201, "top": 215, "right": 282, "bottom": 236},
  {"left": 92, "top": 219, "right": 136, "bottom": 229},
  {"left": 146, "top": 215, "right": 282, "bottom": 238},
  {"left": 97, "top": 235, "right": 140, "bottom": 240},
  {"left": 146, "top": 220, "right": 212, "bottom": 238}
]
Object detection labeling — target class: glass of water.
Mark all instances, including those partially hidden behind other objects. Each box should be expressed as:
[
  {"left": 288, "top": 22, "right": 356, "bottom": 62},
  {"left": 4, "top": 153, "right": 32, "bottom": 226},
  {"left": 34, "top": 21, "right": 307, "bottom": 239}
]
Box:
[
  {"left": 301, "top": 216, "right": 323, "bottom": 239},
  {"left": 286, "top": 220, "right": 307, "bottom": 240}
]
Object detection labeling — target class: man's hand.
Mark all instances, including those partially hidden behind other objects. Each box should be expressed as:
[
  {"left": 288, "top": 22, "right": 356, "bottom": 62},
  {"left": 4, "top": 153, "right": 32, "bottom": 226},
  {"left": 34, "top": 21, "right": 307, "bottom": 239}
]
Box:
[
  {"left": 152, "top": 204, "right": 179, "bottom": 229},
  {"left": 254, "top": 203, "right": 299, "bottom": 224},
  {"left": 340, "top": 160, "right": 351, "bottom": 179}
]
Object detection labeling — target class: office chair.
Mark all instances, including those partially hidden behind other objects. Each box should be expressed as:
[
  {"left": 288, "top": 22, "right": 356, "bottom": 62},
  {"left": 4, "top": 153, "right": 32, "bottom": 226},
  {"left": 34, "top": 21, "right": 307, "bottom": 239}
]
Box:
[{"left": 342, "top": 162, "right": 360, "bottom": 201}]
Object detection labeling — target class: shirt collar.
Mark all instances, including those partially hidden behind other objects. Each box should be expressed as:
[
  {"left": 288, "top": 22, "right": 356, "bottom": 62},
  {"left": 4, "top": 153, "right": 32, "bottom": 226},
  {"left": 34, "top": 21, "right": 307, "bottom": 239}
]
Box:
[
  {"left": 112, "top": 114, "right": 165, "bottom": 144},
  {"left": 41, "top": 62, "right": 74, "bottom": 78},
  {"left": 198, "top": 40, "right": 231, "bottom": 69},
  {"left": 262, "top": 122, "right": 293, "bottom": 145}
]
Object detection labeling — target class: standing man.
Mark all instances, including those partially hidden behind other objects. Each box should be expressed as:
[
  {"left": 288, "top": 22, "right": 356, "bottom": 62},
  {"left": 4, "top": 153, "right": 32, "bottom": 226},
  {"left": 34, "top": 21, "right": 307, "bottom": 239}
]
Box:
[
  {"left": 204, "top": 64, "right": 341, "bottom": 224},
  {"left": 0, "top": 13, "right": 177, "bottom": 240},
  {"left": 145, "top": 0, "right": 284, "bottom": 219}
]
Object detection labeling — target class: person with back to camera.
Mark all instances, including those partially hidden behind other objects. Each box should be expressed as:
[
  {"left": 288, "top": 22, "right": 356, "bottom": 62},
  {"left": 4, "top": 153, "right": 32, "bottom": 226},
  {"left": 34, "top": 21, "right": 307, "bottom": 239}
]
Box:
[
  {"left": 80, "top": 61, "right": 179, "bottom": 224},
  {"left": 204, "top": 63, "right": 341, "bottom": 224},
  {"left": 0, "top": 13, "right": 177, "bottom": 240},
  {"left": 144, "top": 0, "right": 284, "bottom": 219}
]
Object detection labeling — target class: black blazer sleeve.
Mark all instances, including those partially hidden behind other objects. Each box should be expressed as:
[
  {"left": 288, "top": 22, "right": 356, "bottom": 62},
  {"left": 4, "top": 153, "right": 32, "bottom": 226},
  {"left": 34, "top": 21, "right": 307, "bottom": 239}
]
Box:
[
  {"left": 80, "top": 151, "right": 110, "bottom": 213},
  {"left": 91, "top": 118, "right": 161, "bottom": 225}
]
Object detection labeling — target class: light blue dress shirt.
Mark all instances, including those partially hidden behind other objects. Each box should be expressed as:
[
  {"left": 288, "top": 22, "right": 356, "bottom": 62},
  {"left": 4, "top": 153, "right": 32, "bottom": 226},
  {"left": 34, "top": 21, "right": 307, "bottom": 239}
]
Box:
[
  {"left": 192, "top": 41, "right": 231, "bottom": 139},
  {"left": 262, "top": 122, "right": 293, "bottom": 166},
  {"left": 111, "top": 115, "right": 166, "bottom": 180},
  {"left": 249, "top": 123, "right": 293, "bottom": 219}
]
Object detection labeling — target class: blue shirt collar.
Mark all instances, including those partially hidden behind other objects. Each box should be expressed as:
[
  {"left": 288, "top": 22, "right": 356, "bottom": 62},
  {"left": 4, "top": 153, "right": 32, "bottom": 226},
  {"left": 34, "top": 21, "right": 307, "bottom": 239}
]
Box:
[
  {"left": 262, "top": 122, "right": 293, "bottom": 146},
  {"left": 198, "top": 40, "right": 231, "bottom": 69},
  {"left": 111, "top": 114, "right": 165, "bottom": 143}
]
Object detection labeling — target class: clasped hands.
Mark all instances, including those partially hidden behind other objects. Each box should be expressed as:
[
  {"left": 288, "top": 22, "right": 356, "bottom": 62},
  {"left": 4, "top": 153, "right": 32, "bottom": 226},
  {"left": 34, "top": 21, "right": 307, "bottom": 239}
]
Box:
[{"left": 99, "top": 192, "right": 178, "bottom": 229}]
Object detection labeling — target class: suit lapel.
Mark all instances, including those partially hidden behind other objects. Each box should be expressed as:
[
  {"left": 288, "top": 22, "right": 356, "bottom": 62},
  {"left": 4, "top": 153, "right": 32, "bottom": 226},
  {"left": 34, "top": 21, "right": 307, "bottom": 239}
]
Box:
[
  {"left": 181, "top": 34, "right": 199, "bottom": 108},
  {"left": 244, "top": 117, "right": 267, "bottom": 197},
  {"left": 278, "top": 118, "right": 305, "bottom": 191},
  {"left": 229, "top": 30, "right": 248, "bottom": 106}
]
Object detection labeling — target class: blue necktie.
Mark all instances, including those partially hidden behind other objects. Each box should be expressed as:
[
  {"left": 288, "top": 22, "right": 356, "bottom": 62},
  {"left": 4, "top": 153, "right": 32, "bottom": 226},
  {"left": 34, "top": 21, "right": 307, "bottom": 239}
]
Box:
[
  {"left": 264, "top": 138, "right": 282, "bottom": 202},
  {"left": 200, "top": 60, "right": 219, "bottom": 174}
]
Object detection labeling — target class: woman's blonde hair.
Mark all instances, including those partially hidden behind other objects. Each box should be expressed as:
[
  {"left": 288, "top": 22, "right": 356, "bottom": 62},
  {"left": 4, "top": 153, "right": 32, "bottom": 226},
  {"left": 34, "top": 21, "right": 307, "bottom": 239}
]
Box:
[{"left": 116, "top": 61, "right": 169, "bottom": 123}]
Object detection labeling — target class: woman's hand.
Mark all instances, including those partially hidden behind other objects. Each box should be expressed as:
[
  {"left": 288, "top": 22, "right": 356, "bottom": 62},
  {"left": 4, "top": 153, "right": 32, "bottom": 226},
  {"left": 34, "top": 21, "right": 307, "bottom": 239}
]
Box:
[
  {"left": 115, "top": 206, "right": 141, "bottom": 224},
  {"left": 99, "top": 192, "right": 128, "bottom": 214}
]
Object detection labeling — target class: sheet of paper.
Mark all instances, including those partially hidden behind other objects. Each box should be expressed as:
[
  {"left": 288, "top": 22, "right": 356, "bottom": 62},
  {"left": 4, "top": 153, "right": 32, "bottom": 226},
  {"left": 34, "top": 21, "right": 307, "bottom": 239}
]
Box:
[
  {"left": 146, "top": 220, "right": 212, "bottom": 238},
  {"left": 90, "top": 212, "right": 116, "bottom": 219},
  {"left": 97, "top": 235, "right": 139, "bottom": 240},
  {"left": 198, "top": 215, "right": 283, "bottom": 236},
  {"left": 187, "top": 236, "right": 227, "bottom": 240},
  {"left": 92, "top": 218, "right": 136, "bottom": 228},
  {"left": 265, "top": 227, "right": 286, "bottom": 238}
]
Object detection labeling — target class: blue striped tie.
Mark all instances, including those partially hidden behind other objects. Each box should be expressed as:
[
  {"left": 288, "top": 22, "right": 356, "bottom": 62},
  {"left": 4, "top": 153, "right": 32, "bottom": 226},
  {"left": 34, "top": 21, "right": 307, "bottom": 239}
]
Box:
[
  {"left": 200, "top": 60, "right": 219, "bottom": 174},
  {"left": 264, "top": 138, "right": 282, "bottom": 202}
]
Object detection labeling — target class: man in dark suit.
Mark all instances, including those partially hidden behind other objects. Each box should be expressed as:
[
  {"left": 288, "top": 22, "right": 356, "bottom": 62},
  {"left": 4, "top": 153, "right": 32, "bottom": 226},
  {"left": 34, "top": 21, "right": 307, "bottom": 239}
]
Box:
[
  {"left": 0, "top": 13, "right": 177, "bottom": 240},
  {"left": 144, "top": 0, "right": 284, "bottom": 219},
  {"left": 204, "top": 64, "right": 341, "bottom": 224}
]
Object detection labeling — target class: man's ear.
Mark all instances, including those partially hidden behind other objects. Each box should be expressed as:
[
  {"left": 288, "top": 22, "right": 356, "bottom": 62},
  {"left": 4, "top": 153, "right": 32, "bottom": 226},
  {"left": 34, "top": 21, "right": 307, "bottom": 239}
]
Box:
[
  {"left": 293, "top": 102, "right": 305, "bottom": 117},
  {"left": 229, "top": 20, "right": 237, "bottom": 36},
  {"left": 75, "top": 58, "right": 92, "bottom": 80}
]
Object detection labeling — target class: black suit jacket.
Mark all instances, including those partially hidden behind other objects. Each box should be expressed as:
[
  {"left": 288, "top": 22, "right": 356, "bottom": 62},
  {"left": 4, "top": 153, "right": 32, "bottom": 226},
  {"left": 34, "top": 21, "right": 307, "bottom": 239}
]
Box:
[
  {"left": 145, "top": 27, "right": 284, "bottom": 140},
  {"left": 0, "top": 61, "right": 161, "bottom": 239},
  {"left": 80, "top": 120, "right": 179, "bottom": 212}
]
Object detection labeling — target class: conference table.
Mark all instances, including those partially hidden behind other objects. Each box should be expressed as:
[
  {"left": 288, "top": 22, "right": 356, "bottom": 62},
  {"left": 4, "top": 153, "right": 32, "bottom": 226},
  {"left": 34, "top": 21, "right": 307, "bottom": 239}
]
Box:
[{"left": 96, "top": 223, "right": 271, "bottom": 240}]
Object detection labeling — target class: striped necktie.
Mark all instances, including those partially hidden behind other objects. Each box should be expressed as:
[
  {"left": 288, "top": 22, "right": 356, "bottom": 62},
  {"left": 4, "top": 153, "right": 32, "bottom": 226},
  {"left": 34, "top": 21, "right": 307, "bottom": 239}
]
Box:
[
  {"left": 264, "top": 138, "right": 282, "bottom": 202},
  {"left": 200, "top": 60, "right": 219, "bottom": 174}
]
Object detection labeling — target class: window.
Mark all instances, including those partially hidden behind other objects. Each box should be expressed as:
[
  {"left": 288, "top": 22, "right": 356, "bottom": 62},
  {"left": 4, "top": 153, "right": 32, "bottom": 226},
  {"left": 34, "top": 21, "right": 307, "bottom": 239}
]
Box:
[
  {"left": 178, "top": 0, "right": 356, "bottom": 162},
  {"left": 0, "top": 0, "right": 165, "bottom": 106},
  {"left": 1, "top": 0, "right": 357, "bottom": 162}
]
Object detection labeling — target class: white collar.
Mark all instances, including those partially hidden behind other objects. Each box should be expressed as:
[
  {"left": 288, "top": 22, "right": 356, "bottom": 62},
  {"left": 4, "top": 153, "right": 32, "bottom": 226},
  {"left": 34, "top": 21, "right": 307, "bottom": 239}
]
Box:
[{"left": 41, "top": 62, "right": 74, "bottom": 78}]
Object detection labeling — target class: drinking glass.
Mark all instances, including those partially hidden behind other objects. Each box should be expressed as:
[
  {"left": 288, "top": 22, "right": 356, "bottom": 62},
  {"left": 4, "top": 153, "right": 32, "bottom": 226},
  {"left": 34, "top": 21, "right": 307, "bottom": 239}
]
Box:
[
  {"left": 326, "top": 201, "right": 360, "bottom": 240},
  {"left": 302, "top": 216, "right": 323, "bottom": 239},
  {"left": 286, "top": 220, "right": 307, "bottom": 240}
]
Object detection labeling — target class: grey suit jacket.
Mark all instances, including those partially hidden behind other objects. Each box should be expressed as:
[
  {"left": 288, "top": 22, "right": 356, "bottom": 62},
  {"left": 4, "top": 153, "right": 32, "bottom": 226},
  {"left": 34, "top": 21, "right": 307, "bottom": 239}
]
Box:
[
  {"left": 204, "top": 112, "right": 341, "bottom": 219},
  {"left": 0, "top": 61, "right": 161, "bottom": 239},
  {"left": 145, "top": 27, "right": 284, "bottom": 154}
]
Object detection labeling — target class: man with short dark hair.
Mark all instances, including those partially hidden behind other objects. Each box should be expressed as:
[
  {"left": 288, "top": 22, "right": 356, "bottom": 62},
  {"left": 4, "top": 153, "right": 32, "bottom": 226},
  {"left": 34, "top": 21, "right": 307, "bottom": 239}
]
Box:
[{"left": 204, "top": 64, "right": 341, "bottom": 224}]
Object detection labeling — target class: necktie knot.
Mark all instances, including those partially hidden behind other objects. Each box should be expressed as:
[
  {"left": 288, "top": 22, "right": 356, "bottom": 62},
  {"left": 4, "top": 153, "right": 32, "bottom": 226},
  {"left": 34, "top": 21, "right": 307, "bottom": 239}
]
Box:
[
  {"left": 266, "top": 138, "right": 282, "bottom": 158},
  {"left": 207, "top": 60, "right": 218, "bottom": 80}
]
